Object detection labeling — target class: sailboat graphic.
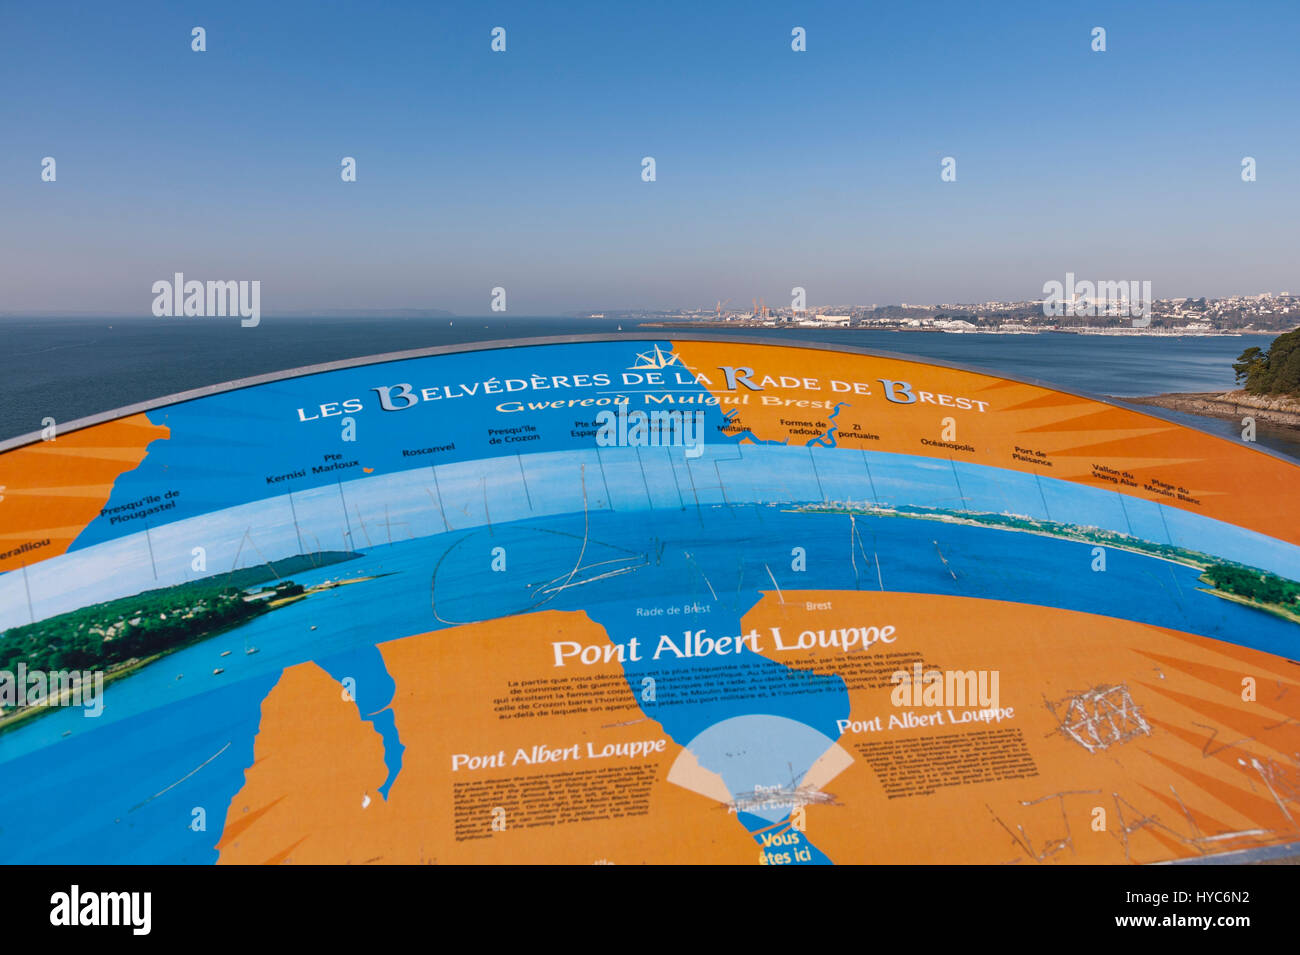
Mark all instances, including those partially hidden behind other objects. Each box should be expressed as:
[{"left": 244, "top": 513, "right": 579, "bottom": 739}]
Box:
[{"left": 629, "top": 344, "right": 685, "bottom": 370}]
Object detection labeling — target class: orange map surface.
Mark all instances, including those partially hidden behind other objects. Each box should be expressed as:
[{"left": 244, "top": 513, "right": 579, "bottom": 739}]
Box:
[
  {"left": 217, "top": 592, "right": 1300, "bottom": 864},
  {"left": 672, "top": 341, "right": 1298, "bottom": 547},
  {"left": 0, "top": 414, "right": 168, "bottom": 572}
]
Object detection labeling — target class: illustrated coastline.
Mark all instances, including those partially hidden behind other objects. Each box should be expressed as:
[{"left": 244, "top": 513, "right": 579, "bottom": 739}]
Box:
[
  {"left": 791, "top": 501, "right": 1300, "bottom": 627},
  {"left": 0, "top": 550, "right": 382, "bottom": 732}
]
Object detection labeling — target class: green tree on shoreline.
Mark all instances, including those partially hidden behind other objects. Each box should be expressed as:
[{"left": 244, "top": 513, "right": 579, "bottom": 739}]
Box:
[
  {"left": 1234, "top": 328, "right": 1300, "bottom": 396},
  {"left": 1204, "top": 562, "right": 1299, "bottom": 606}
]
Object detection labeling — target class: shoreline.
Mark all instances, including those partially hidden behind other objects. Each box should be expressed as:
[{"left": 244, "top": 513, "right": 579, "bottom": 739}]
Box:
[
  {"left": 0, "top": 574, "right": 388, "bottom": 735},
  {"left": 0, "top": 614, "right": 256, "bottom": 735},
  {"left": 636, "top": 321, "right": 1275, "bottom": 336},
  {"left": 1197, "top": 586, "right": 1300, "bottom": 627},
  {"left": 790, "top": 503, "right": 1300, "bottom": 625},
  {"left": 1120, "top": 391, "right": 1300, "bottom": 432}
]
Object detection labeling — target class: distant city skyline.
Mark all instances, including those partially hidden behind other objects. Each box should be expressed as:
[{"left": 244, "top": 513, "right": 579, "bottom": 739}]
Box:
[
  {"left": 3, "top": 289, "right": 1296, "bottom": 320},
  {"left": 3, "top": 0, "right": 1298, "bottom": 314}
]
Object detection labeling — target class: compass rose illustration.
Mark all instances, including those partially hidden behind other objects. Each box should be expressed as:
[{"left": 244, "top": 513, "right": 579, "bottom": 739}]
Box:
[{"left": 629, "top": 344, "right": 685, "bottom": 370}]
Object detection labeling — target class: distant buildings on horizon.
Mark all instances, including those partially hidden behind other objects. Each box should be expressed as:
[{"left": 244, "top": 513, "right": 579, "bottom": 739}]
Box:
[{"left": 604, "top": 292, "right": 1299, "bottom": 335}]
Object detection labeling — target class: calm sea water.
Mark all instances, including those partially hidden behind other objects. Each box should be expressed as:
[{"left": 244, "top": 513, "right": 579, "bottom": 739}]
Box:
[{"left": 1, "top": 315, "right": 1292, "bottom": 456}]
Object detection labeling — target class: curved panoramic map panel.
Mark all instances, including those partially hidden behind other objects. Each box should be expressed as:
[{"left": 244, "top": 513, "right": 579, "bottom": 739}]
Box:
[{"left": 1, "top": 336, "right": 1297, "bottom": 865}]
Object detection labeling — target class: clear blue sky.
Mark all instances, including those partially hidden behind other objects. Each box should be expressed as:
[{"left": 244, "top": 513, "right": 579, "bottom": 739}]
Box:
[{"left": 2, "top": 0, "right": 1297, "bottom": 314}]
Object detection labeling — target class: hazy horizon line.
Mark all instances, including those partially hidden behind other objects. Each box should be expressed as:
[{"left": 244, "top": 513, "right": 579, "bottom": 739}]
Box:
[{"left": 4, "top": 290, "right": 1298, "bottom": 322}]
